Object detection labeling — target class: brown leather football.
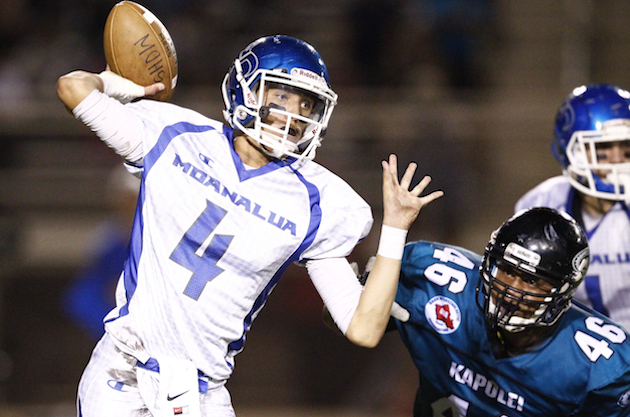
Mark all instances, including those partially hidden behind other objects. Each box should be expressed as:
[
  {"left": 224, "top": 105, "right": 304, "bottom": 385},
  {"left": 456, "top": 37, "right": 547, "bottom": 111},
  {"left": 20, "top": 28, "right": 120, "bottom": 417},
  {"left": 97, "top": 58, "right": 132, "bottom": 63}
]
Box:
[{"left": 103, "top": 1, "right": 178, "bottom": 102}]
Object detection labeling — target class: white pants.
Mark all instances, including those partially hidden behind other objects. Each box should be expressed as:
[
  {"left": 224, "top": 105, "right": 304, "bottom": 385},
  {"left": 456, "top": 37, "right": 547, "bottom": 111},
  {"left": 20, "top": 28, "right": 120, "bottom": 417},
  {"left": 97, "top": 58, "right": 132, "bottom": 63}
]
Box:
[{"left": 76, "top": 333, "right": 236, "bottom": 417}]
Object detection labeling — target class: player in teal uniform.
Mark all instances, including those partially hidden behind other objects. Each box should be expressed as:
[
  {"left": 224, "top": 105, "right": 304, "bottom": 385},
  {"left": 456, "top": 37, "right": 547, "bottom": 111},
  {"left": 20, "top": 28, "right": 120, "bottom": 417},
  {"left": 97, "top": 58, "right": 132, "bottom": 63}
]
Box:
[{"left": 393, "top": 207, "right": 630, "bottom": 416}]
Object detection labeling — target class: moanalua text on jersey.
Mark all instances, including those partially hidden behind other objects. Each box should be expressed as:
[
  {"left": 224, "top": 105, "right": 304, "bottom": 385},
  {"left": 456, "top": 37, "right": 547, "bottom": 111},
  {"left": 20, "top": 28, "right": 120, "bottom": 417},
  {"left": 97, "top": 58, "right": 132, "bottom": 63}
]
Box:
[
  {"left": 590, "top": 252, "right": 630, "bottom": 265},
  {"left": 172, "top": 153, "right": 298, "bottom": 236}
]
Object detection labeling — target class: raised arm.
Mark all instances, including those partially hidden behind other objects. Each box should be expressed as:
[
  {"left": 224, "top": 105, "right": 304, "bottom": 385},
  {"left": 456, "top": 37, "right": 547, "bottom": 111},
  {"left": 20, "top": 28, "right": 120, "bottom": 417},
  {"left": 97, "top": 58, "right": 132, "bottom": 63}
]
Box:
[
  {"left": 344, "top": 154, "right": 443, "bottom": 347},
  {"left": 56, "top": 70, "right": 165, "bottom": 111},
  {"left": 56, "top": 70, "right": 166, "bottom": 164}
]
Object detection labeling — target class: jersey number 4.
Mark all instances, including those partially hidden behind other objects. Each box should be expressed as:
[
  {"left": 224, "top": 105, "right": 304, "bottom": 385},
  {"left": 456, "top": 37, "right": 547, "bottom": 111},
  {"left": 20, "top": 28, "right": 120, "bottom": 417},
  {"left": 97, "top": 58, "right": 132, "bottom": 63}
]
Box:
[{"left": 170, "top": 200, "right": 234, "bottom": 300}]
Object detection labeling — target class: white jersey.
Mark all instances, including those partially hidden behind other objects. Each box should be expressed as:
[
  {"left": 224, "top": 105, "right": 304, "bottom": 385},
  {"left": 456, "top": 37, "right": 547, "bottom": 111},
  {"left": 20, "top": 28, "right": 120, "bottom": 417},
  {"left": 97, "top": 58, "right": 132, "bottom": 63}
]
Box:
[
  {"left": 103, "top": 100, "right": 372, "bottom": 383},
  {"left": 515, "top": 176, "right": 630, "bottom": 329}
]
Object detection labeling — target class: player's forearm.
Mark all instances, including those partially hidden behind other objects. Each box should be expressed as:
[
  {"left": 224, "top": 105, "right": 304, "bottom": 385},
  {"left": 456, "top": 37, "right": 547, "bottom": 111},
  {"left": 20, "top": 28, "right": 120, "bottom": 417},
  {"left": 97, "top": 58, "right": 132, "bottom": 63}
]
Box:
[
  {"left": 69, "top": 90, "right": 144, "bottom": 164},
  {"left": 345, "top": 255, "right": 401, "bottom": 347},
  {"left": 57, "top": 71, "right": 104, "bottom": 111},
  {"left": 345, "top": 223, "right": 408, "bottom": 347}
]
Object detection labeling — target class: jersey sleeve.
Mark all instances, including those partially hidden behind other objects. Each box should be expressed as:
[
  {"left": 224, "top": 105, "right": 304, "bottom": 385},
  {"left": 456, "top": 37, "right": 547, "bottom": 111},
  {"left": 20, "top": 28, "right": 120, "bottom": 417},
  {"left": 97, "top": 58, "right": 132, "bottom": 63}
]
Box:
[
  {"left": 552, "top": 305, "right": 630, "bottom": 415},
  {"left": 514, "top": 176, "right": 571, "bottom": 212},
  {"left": 395, "top": 240, "right": 483, "bottom": 327},
  {"left": 299, "top": 170, "right": 373, "bottom": 261},
  {"left": 579, "top": 383, "right": 630, "bottom": 416},
  {"left": 126, "top": 99, "right": 220, "bottom": 169}
]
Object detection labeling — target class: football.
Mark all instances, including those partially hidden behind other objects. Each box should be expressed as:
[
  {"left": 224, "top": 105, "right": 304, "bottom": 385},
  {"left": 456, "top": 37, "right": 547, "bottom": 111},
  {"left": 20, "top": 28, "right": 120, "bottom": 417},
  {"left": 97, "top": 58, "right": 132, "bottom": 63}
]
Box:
[{"left": 103, "top": 1, "right": 178, "bottom": 102}]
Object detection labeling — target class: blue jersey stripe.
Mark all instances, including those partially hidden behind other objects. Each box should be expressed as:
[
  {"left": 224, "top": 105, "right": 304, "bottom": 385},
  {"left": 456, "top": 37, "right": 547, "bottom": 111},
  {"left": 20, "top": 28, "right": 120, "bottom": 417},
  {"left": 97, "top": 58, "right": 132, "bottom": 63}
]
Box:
[
  {"left": 227, "top": 166, "right": 322, "bottom": 353},
  {"left": 106, "top": 122, "right": 216, "bottom": 323}
]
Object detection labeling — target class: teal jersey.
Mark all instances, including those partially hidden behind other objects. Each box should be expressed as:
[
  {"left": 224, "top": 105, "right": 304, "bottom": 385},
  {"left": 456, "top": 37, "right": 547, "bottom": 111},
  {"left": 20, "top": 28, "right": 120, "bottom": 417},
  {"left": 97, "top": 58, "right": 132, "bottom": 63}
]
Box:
[{"left": 396, "top": 240, "right": 630, "bottom": 417}]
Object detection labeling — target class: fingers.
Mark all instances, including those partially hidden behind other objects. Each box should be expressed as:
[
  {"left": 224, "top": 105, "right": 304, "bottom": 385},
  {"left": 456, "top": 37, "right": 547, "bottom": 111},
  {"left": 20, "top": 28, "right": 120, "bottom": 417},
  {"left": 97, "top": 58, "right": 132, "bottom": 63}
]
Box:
[
  {"left": 383, "top": 154, "right": 440, "bottom": 197},
  {"left": 412, "top": 176, "right": 444, "bottom": 207},
  {"left": 399, "top": 162, "right": 418, "bottom": 190},
  {"left": 411, "top": 175, "right": 437, "bottom": 197},
  {"left": 144, "top": 82, "right": 165, "bottom": 97},
  {"left": 381, "top": 154, "right": 444, "bottom": 230},
  {"left": 388, "top": 154, "right": 398, "bottom": 179},
  {"left": 381, "top": 154, "right": 398, "bottom": 183},
  {"left": 419, "top": 189, "right": 445, "bottom": 206}
]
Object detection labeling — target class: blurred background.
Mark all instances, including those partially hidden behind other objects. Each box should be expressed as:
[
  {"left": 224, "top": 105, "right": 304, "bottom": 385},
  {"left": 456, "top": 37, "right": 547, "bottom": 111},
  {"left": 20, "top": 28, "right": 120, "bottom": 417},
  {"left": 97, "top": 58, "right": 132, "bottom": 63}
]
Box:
[{"left": 0, "top": 0, "right": 629, "bottom": 415}]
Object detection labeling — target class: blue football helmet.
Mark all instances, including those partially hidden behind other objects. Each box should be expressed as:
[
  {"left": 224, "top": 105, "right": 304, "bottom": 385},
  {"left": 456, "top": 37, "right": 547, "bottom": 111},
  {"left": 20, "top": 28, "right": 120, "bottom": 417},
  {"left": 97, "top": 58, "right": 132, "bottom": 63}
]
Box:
[
  {"left": 221, "top": 35, "right": 338, "bottom": 162},
  {"left": 552, "top": 83, "right": 630, "bottom": 201}
]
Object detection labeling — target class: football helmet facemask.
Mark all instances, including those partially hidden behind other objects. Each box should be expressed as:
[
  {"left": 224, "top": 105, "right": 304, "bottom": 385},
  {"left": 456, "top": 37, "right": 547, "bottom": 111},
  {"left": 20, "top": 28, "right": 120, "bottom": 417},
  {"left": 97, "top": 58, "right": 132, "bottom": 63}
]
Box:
[
  {"left": 477, "top": 207, "right": 589, "bottom": 333},
  {"left": 552, "top": 83, "right": 630, "bottom": 202},
  {"left": 221, "top": 35, "right": 338, "bottom": 162}
]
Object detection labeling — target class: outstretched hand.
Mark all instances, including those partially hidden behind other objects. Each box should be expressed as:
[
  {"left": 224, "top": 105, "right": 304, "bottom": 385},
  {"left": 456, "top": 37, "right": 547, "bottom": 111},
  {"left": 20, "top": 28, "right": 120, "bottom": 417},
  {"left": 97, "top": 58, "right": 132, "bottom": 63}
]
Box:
[{"left": 381, "top": 154, "right": 444, "bottom": 230}]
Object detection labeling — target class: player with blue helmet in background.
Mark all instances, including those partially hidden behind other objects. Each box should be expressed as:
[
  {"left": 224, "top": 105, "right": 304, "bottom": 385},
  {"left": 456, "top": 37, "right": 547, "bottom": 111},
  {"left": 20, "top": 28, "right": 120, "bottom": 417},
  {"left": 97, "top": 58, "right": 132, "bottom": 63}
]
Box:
[
  {"left": 516, "top": 84, "right": 630, "bottom": 330},
  {"left": 57, "top": 34, "right": 444, "bottom": 416}
]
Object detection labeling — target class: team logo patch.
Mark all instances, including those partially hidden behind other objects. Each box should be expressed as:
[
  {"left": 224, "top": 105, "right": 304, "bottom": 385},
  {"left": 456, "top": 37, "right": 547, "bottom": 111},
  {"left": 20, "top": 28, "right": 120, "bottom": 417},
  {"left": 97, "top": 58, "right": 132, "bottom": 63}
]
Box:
[{"left": 425, "top": 296, "right": 461, "bottom": 334}]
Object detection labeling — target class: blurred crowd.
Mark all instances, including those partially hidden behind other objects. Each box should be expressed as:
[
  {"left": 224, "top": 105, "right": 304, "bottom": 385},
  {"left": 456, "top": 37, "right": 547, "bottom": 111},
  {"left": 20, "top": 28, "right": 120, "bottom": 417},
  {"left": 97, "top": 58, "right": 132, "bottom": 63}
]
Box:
[{"left": 0, "top": 0, "right": 497, "bottom": 104}]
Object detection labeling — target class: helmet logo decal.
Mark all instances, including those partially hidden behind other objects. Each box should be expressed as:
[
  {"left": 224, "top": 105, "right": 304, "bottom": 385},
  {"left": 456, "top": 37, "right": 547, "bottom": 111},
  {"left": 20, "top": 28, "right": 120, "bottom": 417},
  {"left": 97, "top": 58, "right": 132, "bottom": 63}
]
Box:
[
  {"left": 572, "top": 247, "right": 590, "bottom": 281},
  {"left": 601, "top": 118, "right": 630, "bottom": 134},
  {"left": 244, "top": 90, "right": 257, "bottom": 107},
  {"left": 504, "top": 242, "right": 541, "bottom": 266},
  {"left": 238, "top": 51, "right": 259, "bottom": 79},
  {"left": 425, "top": 296, "right": 461, "bottom": 334},
  {"left": 291, "top": 68, "right": 326, "bottom": 88},
  {"left": 558, "top": 101, "right": 576, "bottom": 135}
]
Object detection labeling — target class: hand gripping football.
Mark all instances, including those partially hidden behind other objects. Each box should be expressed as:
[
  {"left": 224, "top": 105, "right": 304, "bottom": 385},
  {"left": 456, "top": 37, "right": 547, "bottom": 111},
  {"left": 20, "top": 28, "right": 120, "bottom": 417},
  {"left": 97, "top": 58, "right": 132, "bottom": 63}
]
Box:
[{"left": 103, "top": 1, "right": 178, "bottom": 102}]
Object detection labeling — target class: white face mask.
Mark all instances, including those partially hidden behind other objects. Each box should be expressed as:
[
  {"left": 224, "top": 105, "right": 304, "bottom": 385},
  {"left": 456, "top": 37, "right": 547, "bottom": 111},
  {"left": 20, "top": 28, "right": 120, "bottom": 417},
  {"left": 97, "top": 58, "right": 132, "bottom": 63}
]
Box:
[
  {"left": 222, "top": 59, "right": 337, "bottom": 162},
  {"left": 564, "top": 119, "right": 630, "bottom": 202}
]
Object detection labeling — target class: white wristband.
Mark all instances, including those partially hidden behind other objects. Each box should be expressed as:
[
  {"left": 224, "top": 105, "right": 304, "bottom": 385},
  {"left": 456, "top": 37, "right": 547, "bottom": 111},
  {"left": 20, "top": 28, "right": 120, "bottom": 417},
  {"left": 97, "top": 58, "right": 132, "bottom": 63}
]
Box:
[
  {"left": 98, "top": 70, "right": 145, "bottom": 104},
  {"left": 376, "top": 225, "right": 408, "bottom": 260}
]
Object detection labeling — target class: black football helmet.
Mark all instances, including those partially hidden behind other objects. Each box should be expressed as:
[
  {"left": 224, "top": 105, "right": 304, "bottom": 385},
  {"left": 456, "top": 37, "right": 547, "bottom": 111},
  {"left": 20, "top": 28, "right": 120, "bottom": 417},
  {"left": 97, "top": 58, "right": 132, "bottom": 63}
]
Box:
[{"left": 477, "top": 207, "right": 590, "bottom": 333}]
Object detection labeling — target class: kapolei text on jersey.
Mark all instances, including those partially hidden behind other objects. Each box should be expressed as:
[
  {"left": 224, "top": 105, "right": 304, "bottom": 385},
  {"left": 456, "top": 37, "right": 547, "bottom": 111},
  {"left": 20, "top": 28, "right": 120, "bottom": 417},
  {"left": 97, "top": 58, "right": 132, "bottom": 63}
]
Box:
[
  {"left": 172, "top": 154, "right": 298, "bottom": 236},
  {"left": 449, "top": 361, "right": 525, "bottom": 412}
]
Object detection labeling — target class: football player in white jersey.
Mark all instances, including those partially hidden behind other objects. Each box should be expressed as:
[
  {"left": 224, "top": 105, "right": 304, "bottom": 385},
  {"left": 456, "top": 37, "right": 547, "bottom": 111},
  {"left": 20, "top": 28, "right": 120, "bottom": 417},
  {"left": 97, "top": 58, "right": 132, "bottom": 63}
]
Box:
[
  {"left": 56, "top": 35, "right": 443, "bottom": 417},
  {"left": 516, "top": 84, "right": 630, "bottom": 330}
]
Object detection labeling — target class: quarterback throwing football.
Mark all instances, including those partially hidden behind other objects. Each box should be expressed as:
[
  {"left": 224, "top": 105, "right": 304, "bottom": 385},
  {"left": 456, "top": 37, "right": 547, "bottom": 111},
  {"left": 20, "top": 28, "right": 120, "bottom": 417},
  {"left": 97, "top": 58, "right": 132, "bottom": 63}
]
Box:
[{"left": 57, "top": 34, "right": 443, "bottom": 417}]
